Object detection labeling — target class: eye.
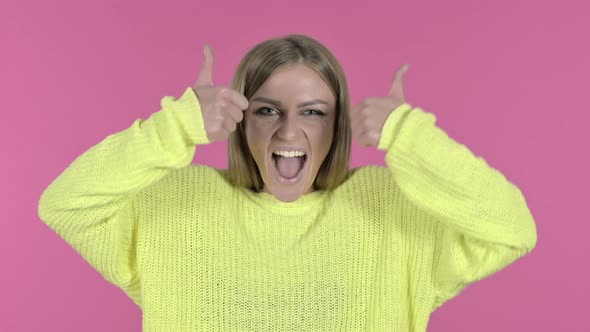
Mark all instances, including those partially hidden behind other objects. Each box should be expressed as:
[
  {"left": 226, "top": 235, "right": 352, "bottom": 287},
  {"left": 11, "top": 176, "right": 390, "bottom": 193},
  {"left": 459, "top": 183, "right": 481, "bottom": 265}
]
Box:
[
  {"left": 255, "top": 107, "right": 279, "bottom": 117},
  {"left": 302, "top": 109, "right": 326, "bottom": 116}
]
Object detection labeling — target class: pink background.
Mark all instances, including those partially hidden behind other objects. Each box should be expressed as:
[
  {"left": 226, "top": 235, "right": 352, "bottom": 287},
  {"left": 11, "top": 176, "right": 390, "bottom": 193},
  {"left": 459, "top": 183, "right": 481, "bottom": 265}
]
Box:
[{"left": 2, "top": 0, "right": 587, "bottom": 330}]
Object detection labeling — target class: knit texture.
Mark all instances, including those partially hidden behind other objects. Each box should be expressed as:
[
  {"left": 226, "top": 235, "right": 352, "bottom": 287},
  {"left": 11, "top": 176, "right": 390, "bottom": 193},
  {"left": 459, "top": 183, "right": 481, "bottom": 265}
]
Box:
[{"left": 38, "top": 87, "right": 537, "bottom": 331}]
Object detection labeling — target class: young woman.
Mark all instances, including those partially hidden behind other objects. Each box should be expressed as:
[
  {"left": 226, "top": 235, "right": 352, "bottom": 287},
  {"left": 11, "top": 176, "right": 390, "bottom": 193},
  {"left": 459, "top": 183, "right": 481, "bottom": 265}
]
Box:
[{"left": 38, "top": 34, "right": 537, "bottom": 331}]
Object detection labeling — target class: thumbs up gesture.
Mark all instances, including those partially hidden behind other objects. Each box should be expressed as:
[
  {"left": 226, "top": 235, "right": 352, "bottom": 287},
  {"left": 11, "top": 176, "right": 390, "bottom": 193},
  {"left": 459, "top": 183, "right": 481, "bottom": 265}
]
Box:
[
  {"left": 192, "top": 45, "right": 249, "bottom": 143},
  {"left": 350, "top": 64, "right": 409, "bottom": 147}
]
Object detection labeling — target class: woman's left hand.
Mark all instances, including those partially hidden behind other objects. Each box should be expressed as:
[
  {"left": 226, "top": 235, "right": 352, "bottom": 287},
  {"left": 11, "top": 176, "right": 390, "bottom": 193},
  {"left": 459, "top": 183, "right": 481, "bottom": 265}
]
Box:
[{"left": 351, "top": 64, "right": 409, "bottom": 147}]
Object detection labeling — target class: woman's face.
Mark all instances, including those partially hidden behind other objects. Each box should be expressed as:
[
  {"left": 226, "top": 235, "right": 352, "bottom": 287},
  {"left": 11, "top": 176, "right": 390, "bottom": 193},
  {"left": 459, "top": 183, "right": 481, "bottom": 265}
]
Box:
[{"left": 244, "top": 63, "right": 336, "bottom": 202}]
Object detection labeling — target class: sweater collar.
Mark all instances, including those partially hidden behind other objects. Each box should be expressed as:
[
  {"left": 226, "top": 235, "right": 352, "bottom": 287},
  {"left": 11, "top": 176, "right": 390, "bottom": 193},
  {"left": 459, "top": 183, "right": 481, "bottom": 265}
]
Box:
[{"left": 239, "top": 187, "right": 329, "bottom": 215}]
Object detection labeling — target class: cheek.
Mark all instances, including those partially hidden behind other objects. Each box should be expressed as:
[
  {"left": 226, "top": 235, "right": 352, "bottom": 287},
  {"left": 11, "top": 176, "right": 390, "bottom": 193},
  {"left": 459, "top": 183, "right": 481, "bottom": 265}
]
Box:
[
  {"left": 244, "top": 119, "right": 273, "bottom": 161},
  {"left": 245, "top": 116, "right": 279, "bottom": 144},
  {"left": 305, "top": 120, "right": 335, "bottom": 160},
  {"left": 245, "top": 114, "right": 276, "bottom": 132}
]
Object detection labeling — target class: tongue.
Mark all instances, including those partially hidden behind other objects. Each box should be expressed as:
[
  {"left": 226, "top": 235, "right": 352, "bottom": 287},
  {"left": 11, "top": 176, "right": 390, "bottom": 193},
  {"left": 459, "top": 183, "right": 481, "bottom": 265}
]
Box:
[{"left": 275, "top": 156, "right": 303, "bottom": 179}]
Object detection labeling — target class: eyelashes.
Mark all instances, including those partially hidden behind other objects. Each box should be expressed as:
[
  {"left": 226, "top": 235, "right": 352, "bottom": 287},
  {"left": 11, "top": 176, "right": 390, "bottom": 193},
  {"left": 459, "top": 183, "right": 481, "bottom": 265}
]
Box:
[
  {"left": 255, "top": 107, "right": 278, "bottom": 117},
  {"left": 255, "top": 107, "right": 326, "bottom": 117}
]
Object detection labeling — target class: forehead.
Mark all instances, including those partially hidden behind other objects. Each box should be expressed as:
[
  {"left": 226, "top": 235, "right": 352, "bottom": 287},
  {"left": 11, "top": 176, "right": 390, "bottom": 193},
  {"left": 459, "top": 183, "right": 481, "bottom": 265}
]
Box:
[{"left": 253, "top": 64, "right": 335, "bottom": 104}]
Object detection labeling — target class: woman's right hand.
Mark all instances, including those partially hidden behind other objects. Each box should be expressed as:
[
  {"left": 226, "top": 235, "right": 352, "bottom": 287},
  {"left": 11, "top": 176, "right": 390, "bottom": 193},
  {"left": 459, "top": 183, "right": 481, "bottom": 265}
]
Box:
[{"left": 192, "top": 45, "right": 249, "bottom": 143}]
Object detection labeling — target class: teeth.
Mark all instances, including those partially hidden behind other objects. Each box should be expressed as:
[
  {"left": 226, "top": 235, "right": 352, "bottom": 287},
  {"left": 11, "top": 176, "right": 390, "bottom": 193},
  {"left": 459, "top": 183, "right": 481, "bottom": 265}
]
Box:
[{"left": 273, "top": 150, "right": 306, "bottom": 158}]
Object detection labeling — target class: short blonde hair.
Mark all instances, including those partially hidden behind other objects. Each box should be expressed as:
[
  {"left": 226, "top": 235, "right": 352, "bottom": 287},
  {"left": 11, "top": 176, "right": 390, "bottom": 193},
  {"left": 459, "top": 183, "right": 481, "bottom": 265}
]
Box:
[{"left": 228, "top": 34, "right": 351, "bottom": 192}]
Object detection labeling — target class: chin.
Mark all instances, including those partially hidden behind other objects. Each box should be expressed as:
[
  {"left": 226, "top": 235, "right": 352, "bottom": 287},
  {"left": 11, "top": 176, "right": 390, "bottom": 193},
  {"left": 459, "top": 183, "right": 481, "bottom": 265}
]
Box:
[
  {"left": 264, "top": 175, "right": 313, "bottom": 202},
  {"left": 273, "top": 192, "right": 301, "bottom": 203}
]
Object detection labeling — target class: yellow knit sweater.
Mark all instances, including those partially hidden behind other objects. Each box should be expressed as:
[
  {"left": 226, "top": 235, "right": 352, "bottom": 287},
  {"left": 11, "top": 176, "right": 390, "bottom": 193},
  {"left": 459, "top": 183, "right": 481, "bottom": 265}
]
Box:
[{"left": 38, "top": 87, "right": 537, "bottom": 331}]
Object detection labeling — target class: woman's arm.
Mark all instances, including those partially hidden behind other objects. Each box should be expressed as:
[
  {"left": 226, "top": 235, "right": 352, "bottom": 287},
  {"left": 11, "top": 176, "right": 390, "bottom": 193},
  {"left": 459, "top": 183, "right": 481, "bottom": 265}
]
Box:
[
  {"left": 37, "top": 87, "right": 209, "bottom": 307},
  {"left": 377, "top": 103, "right": 538, "bottom": 310}
]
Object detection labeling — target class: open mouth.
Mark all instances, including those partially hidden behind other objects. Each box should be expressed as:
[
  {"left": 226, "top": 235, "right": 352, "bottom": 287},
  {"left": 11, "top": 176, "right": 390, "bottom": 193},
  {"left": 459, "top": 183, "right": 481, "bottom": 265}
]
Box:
[{"left": 271, "top": 152, "right": 308, "bottom": 183}]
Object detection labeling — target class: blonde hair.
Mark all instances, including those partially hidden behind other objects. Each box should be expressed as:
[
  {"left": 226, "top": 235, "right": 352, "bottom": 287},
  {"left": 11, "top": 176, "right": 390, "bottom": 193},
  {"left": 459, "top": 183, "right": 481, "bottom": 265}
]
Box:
[{"left": 228, "top": 34, "right": 351, "bottom": 192}]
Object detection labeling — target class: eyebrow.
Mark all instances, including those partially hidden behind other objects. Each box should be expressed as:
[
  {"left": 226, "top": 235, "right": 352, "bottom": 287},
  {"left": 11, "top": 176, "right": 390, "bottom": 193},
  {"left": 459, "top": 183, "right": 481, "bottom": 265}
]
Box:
[{"left": 250, "top": 97, "right": 329, "bottom": 108}]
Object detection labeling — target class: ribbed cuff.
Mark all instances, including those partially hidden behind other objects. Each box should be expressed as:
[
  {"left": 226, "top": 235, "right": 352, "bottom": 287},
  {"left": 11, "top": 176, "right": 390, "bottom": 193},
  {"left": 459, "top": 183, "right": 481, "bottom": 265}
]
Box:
[
  {"left": 377, "top": 103, "right": 413, "bottom": 151},
  {"left": 160, "top": 87, "right": 210, "bottom": 146}
]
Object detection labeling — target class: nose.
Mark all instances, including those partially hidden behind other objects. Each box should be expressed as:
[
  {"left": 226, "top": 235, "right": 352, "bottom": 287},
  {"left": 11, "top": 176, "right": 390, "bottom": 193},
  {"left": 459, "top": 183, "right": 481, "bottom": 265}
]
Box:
[{"left": 276, "top": 113, "right": 301, "bottom": 140}]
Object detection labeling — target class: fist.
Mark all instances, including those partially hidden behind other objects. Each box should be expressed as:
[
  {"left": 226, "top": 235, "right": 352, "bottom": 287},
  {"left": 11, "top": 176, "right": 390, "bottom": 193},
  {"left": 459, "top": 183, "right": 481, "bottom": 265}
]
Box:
[
  {"left": 350, "top": 64, "right": 409, "bottom": 147},
  {"left": 192, "top": 45, "right": 249, "bottom": 143}
]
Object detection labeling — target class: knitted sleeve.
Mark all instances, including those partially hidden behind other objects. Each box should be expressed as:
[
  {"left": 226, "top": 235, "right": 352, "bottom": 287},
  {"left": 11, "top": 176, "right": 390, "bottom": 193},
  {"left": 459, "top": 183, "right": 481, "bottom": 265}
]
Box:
[
  {"left": 37, "top": 87, "right": 209, "bottom": 308},
  {"left": 377, "top": 103, "right": 538, "bottom": 311}
]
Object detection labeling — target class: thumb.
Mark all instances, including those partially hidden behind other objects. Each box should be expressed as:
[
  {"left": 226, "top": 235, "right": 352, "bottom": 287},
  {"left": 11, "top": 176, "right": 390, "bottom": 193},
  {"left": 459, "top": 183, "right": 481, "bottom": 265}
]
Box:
[
  {"left": 387, "top": 64, "right": 409, "bottom": 100},
  {"left": 195, "top": 44, "right": 215, "bottom": 87}
]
